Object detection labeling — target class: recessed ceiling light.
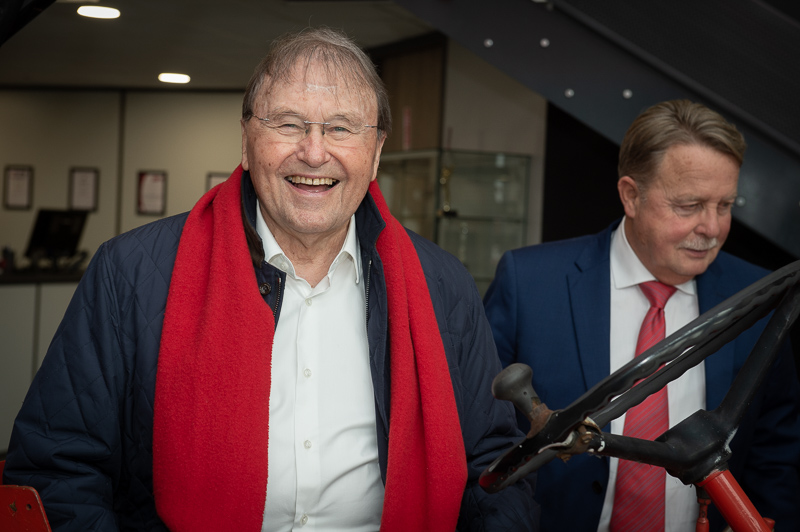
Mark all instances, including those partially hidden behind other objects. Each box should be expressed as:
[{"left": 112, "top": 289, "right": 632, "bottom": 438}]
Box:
[
  {"left": 158, "top": 73, "right": 191, "bottom": 84},
  {"left": 77, "top": 6, "right": 120, "bottom": 19}
]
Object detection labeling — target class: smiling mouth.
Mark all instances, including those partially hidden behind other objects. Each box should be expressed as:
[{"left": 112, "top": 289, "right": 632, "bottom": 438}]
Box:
[{"left": 286, "top": 175, "right": 339, "bottom": 188}]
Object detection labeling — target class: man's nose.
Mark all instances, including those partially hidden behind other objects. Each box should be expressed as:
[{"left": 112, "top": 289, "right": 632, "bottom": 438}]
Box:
[
  {"left": 295, "top": 125, "right": 331, "bottom": 167},
  {"left": 695, "top": 207, "right": 722, "bottom": 237}
]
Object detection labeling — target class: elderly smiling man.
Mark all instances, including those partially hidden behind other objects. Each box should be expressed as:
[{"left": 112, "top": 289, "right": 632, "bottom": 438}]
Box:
[
  {"left": 484, "top": 99, "right": 800, "bottom": 532},
  {"left": 4, "top": 27, "right": 537, "bottom": 532}
]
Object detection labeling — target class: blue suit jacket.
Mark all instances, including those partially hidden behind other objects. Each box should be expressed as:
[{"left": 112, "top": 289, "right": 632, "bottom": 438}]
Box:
[{"left": 484, "top": 221, "right": 800, "bottom": 532}]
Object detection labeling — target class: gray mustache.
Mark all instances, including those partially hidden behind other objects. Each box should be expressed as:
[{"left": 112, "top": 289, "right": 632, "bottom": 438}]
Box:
[{"left": 680, "top": 237, "right": 719, "bottom": 251}]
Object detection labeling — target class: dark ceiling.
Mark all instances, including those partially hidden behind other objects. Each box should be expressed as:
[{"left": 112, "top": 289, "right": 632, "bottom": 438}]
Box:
[
  {"left": 0, "top": 0, "right": 434, "bottom": 90},
  {"left": 556, "top": 0, "right": 800, "bottom": 161}
]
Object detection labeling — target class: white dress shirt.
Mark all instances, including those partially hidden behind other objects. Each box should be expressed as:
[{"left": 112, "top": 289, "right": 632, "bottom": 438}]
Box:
[
  {"left": 256, "top": 204, "right": 384, "bottom": 531},
  {"left": 597, "top": 218, "right": 706, "bottom": 532}
]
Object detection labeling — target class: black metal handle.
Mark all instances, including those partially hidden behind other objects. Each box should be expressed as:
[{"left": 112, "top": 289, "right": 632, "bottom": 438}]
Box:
[{"left": 492, "top": 363, "right": 540, "bottom": 420}]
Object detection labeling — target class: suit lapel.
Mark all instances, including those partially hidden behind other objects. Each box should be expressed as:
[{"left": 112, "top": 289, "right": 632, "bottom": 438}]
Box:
[
  {"left": 568, "top": 226, "right": 615, "bottom": 393},
  {"left": 696, "top": 260, "right": 735, "bottom": 410}
]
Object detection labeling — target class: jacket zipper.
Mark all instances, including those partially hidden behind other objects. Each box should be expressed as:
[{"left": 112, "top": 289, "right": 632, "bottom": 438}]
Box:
[
  {"left": 364, "top": 258, "right": 372, "bottom": 328},
  {"left": 272, "top": 275, "right": 282, "bottom": 321}
]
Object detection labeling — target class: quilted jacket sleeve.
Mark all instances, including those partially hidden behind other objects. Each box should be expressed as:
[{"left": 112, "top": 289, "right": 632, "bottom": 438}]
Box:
[
  {"left": 4, "top": 242, "right": 126, "bottom": 531},
  {"left": 450, "top": 274, "right": 540, "bottom": 532},
  {"left": 410, "top": 232, "right": 540, "bottom": 532},
  {"left": 4, "top": 213, "right": 182, "bottom": 532}
]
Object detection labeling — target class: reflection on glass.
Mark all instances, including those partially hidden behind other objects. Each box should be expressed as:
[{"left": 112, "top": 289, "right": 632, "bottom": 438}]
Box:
[
  {"left": 437, "top": 151, "right": 530, "bottom": 295},
  {"left": 439, "top": 151, "right": 528, "bottom": 220},
  {"left": 377, "top": 150, "right": 439, "bottom": 241},
  {"left": 437, "top": 218, "right": 525, "bottom": 279},
  {"left": 377, "top": 149, "right": 531, "bottom": 296}
]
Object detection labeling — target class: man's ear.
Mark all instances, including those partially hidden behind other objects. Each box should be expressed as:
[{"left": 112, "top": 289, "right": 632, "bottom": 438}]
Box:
[
  {"left": 369, "top": 131, "right": 387, "bottom": 182},
  {"left": 618, "top": 176, "right": 640, "bottom": 218},
  {"left": 241, "top": 120, "right": 250, "bottom": 171}
]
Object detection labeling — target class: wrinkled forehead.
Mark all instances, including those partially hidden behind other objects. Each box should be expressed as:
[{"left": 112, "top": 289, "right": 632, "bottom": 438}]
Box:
[{"left": 256, "top": 59, "right": 378, "bottom": 119}]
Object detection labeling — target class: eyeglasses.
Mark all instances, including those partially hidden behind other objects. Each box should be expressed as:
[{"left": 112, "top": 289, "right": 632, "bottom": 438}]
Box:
[{"left": 250, "top": 112, "right": 379, "bottom": 145}]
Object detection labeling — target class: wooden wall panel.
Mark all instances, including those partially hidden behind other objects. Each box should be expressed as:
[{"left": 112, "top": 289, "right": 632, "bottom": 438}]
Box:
[{"left": 378, "top": 42, "right": 446, "bottom": 152}]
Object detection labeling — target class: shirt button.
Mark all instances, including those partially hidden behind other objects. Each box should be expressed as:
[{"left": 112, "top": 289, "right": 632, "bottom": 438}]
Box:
[
  {"left": 300, "top": 514, "right": 309, "bottom": 525},
  {"left": 304, "top": 440, "right": 312, "bottom": 449},
  {"left": 304, "top": 368, "right": 312, "bottom": 378},
  {"left": 305, "top": 298, "right": 312, "bottom": 306}
]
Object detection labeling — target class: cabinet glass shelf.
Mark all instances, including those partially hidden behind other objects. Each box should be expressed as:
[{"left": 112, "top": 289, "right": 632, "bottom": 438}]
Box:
[{"left": 377, "top": 149, "right": 530, "bottom": 296}]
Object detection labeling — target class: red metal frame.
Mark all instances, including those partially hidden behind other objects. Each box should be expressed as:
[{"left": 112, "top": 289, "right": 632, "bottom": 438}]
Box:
[
  {"left": 696, "top": 469, "right": 774, "bottom": 532},
  {"left": 0, "top": 460, "right": 53, "bottom": 532}
]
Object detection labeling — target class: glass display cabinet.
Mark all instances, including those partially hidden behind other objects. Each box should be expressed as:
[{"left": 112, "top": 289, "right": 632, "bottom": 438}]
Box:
[
  {"left": 377, "top": 149, "right": 531, "bottom": 296},
  {"left": 375, "top": 149, "right": 439, "bottom": 241}
]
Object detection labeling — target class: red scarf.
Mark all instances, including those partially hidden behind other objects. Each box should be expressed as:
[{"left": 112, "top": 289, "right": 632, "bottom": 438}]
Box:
[{"left": 153, "top": 166, "right": 467, "bottom": 531}]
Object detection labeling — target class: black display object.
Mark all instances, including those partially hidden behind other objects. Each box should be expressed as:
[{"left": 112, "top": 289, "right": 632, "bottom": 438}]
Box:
[{"left": 24, "top": 209, "right": 87, "bottom": 269}]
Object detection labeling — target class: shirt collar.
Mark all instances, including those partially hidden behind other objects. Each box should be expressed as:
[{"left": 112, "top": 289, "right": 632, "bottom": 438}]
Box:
[
  {"left": 255, "top": 200, "right": 361, "bottom": 284},
  {"left": 610, "top": 216, "right": 695, "bottom": 295}
]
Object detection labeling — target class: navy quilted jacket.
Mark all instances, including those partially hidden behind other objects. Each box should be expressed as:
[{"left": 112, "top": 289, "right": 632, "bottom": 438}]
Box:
[{"left": 4, "top": 172, "right": 539, "bottom": 531}]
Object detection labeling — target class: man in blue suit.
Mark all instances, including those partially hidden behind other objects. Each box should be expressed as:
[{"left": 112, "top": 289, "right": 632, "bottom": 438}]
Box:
[{"left": 484, "top": 99, "right": 800, "bottom": 532}]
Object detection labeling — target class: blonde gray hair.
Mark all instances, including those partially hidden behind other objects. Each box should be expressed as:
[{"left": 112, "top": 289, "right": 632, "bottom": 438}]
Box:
[{"left": 618, "top": 99, "right": 746, "bottom": 192}]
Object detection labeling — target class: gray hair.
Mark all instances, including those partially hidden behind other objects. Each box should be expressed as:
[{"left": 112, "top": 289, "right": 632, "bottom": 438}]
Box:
[{"left": 242, "top": 27, "right": 391, "bottom": 136}]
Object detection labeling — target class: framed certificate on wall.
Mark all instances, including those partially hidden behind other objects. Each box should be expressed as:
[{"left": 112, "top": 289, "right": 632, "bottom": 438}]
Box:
[
  {"left": 207, "top": 172, "right": 229, "bottom": 191},
  {"left": 4, "top": 165, "right": 33, "bottom": 210},
  {"left": 137, "top": 170, "right": 167, "bottom": 215},
  {"left": 69, "top": 167, "right": 99, "bottom": 211}
]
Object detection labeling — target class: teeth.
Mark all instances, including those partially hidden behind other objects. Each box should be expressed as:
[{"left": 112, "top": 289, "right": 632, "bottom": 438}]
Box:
[{"left": 287, "top": 176, "right": 337, "bottom": 186}]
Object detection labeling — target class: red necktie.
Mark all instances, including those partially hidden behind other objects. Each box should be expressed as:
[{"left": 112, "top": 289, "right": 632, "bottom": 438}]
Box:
[{"left": 609, "top": 281, "right": 677, "bottom": 532}]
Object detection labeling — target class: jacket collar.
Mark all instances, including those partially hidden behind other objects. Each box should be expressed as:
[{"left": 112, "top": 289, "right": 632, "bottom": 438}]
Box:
[
  {"left": 568, "top": 221, "right": 617, "bottom": 395},
  {"left": 695, "top": 257, "right": 735, "bottom": 410}
]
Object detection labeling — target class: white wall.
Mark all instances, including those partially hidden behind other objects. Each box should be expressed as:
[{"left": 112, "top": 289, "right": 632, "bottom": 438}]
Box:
[
  {"left": 120, "top": 92, "right": 243, "bottom": 233},
  {"left": 442, "top": 41, "right": 548, "bottom": 245},
  {"left": 0, "top": 90, "right": 121, "bottom": 262},
  {"left": 0, "top": 90, "right": 244, "bottom": 264},
  {"left": 0, "top": 285, "right": 36, "bottom": 452},
  {"left": 0, "top": 281, "right": 78, "bottom": 453}
]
